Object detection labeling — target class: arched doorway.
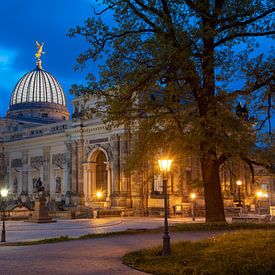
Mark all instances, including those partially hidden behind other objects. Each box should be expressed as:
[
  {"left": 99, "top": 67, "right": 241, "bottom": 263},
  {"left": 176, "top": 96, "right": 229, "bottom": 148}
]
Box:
[
  {"left": 95, "top": 151, "right": 108, "bottom": 199},
  {"left": 83, "top": 148, "right": 111, "bottom": 207}
]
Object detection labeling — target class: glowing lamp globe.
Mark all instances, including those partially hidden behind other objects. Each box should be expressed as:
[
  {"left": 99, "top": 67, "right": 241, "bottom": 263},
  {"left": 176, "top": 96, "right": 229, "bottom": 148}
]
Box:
[
  {"left": 236, "top": 180, "right": 242, "bottom": 186},
  {"left": 190, "top": 193, "right": 196, "bottom": 200},
  {"left": 158, "top": 159, "right": 172, "bottom": 172},
  {"left": 0, "top": 189, "right": 8, "bottom": 198},
  {"left": 96, "top": 191, "right": 102, "bottom": 199}
]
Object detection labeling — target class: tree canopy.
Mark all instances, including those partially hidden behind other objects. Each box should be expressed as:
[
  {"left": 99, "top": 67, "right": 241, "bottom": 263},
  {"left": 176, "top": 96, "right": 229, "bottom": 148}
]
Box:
[{"left": 69, "top": 0, "right": 274, "bottom": 222}]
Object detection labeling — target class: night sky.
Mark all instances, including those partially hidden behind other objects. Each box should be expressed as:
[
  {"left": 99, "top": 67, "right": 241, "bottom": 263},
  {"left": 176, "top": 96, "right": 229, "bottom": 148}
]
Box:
[{"left": 0, "top": 0, "right": 105, "bottom": 116}]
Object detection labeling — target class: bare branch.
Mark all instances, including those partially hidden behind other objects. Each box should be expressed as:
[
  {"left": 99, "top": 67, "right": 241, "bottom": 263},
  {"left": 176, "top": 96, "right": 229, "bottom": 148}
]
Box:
[
  {"left": 241, "top": 156, "right": 274, "bottom": 172},
  {"left": 83, "top": 28, "right": 155, "bottom": 59},
  {"left": 133, "top": 0, "right": 164, "bottom": 18},
  {"left": 214, "top": 0, "right": 225, "bottom": 17},
  {"left": 216, "top": 152, "right": 230, "bottom": 166},
  {"left": 217, "top": 8, "right": 275, "bottom": 33},
  {"left": 219, "top": 76, "right": 273, "bottom": 99},
  {"left": 125, "top": 0, "right": 161, "bottom": 30},
  {"left": 214, "top": 31, "right": 275, "bottom": 47},
  {"left": 250, "top": 116, "right": 271, "bottom": 133},
  {"left": 184, "top": 0, "right": 211, "bottom": 19},
  {"left": 92, "top": 1, "right": 122, "bottom": 16},
  {"left": 267, "top": 90, "right": 273, "bottom": 138},
  {"left": 241, "top": 157, "right": 255, "bottom": 184}
]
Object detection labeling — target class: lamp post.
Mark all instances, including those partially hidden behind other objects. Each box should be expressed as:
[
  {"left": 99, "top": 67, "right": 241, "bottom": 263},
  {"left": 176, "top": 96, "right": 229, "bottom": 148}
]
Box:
[
  {"left": 158, "top": 159, "right": 172, "bottom": 256},
  {"left": 256, "top": 191, "right": 268, "bottom": 215},
  {"left": 190, "top": 193, "right": 196, "bottom": 221},
  {"left": 236, "top": 180, "right": 242, "bottom": 207},
  {"left": 256, "top": 191, "right": 262, "bottom": 215},
  {"left": 1, "top": 188, "right": 8, "bottom": 242}
]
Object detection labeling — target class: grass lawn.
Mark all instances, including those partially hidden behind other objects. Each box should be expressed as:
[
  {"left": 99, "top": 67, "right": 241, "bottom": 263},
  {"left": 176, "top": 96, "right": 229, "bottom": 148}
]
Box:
[{"left": 123, "top": 229, "right": 275, "bottom": 275}]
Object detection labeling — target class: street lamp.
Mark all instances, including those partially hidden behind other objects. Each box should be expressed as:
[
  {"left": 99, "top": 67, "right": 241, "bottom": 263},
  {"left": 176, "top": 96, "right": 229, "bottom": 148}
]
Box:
[
  {"left": 1, "top": 188, "right": 8, "bottom": 242},
  {"left": 256, "top": 191, "right": 268, "bottom": 215},
  {"left": 158, "top": 158, "right": 172, "bottom": 256},
  {"left": 190, "top": 193, "right": 196, "bottom": 221},
  {"left": 236, "top": 180, "right": 242, "bottom": 207}
]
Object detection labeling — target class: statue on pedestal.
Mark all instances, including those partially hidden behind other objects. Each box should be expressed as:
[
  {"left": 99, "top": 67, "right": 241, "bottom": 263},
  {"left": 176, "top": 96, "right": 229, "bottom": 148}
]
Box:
[
  {"left": 27, "top": 177, "right": 56, "bottom": 223},
  {"left": 35, "top": 177, "right": 46, "bottom": 199}
]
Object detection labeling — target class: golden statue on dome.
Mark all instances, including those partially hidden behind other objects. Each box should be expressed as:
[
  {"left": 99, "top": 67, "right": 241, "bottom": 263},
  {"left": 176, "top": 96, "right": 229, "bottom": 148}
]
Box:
[{"left": 35, "top": 41, "right": 45, "bottom": 59}]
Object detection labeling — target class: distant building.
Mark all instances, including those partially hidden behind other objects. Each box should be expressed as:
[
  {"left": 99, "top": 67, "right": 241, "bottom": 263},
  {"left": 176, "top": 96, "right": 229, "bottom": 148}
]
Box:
[{"left": 0, "top": 54, "right": 274, "bottom": 215}]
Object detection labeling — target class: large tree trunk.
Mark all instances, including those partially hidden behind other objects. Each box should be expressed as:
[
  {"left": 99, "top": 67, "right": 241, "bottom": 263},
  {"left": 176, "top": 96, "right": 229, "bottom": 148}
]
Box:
[
  {"left": 201, "top": 153, "right": 226, "bottom": 222},
  {"left": 198, "top": 12, "right": 225, "bottom": 222}
]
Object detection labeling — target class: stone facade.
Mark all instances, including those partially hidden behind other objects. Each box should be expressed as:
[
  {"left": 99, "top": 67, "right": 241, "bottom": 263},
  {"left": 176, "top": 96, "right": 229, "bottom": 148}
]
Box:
[
  {"left": 0, "top": 94, "right": 274, "bottom": 215},
  {"left": 0, "top": 66, "right": 274, "bottom": 215}
]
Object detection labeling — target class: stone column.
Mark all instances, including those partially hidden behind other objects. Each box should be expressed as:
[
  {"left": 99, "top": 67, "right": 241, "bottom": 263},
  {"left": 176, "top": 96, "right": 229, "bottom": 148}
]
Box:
[
  {"left": 87, "top": 169, "right": 91, "bottom": 200},
  {"left": 120, "top": 134, "right": 129, "bottom": 193},
  {"left": 2, "top": 153, "right": 9, "bottom": 189},
  {"left": 83, "top": 163, "right": 89, "bottom": 202},
  {"left": 71, "top": 141, "right": 77, "bottom": 194},
  {"left": 112, "top": 135, "right": 120, "bottom": 193},
  {"left": 89, "top": 163, "right": 97, "bottom": 199},
  {"left": 21, "top": 150, "right": 29, "bottom": 195},
  {"left": 65, "top": 141, "right": 72, "bottom": 195},
  {"left": 77, "top": 140, "right": 84, "bottom": 197},
  {"left": 106, "top": 162, "right": 112, "bottom": 207},
  {"left": 43, "top": 147, "right": 51, "bottom": 194}
]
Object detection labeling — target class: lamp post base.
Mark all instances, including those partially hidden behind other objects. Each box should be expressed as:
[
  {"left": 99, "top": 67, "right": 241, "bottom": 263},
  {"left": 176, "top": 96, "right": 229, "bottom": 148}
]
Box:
[
  {"left": 1, "top": 230, "right": 6, "bottom": 242},
  {"left": 1, "top": 214, "right": 6, "bottom": 242},
  {"left": 162, "top": 234, "right": 171, "bottom": 256}
]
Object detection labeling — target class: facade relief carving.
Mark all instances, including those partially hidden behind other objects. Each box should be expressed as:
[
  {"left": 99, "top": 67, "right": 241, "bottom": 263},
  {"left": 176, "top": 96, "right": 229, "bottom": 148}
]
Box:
[
  {"left": 31, "top": 170, "right": 41, "bottom": 187},
  {"left": 30, "top": 156, "right": 44, "bottom": 170},
  {"left": 55, "top": 176, "right": 62, "bottom": 193},
  {"left": 52, "top": 153, "right": 66, "bottom": 169},
  {"left": 85, "top": 143, "right": 113, "bottom": 162}
]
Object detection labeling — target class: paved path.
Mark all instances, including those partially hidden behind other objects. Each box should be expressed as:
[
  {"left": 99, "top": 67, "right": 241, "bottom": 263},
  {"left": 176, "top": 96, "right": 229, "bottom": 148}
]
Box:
[
  {"left": 1, "top": 217, "right": 209, "bottom": 243},
  {"left": 0, "top": 231, "right": 219, "bottom": 274}
]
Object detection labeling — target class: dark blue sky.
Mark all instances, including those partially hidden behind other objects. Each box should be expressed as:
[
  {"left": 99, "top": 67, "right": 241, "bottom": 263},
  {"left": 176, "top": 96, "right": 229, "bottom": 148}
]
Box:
[
  {"left": 0, "top": 1, "right": 274, "bottom": 121},
  {"left": 0, "top": 0, "right": 104, "bottom": 116}
]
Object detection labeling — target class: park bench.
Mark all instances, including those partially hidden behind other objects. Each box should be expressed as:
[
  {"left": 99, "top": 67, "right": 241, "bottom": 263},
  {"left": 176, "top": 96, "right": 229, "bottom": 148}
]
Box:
[{"left": 232, "top": 213, "right": 271, "bottom": 223}]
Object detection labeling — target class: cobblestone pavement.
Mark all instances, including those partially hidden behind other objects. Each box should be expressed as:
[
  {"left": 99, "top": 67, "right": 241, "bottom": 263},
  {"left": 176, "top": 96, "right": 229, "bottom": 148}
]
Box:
[
  {"left": 0, "top": 230, "right": 219, "bottom": 274},
  {"left": 1, "top": 216, "right": 208, "bottom": 243}
]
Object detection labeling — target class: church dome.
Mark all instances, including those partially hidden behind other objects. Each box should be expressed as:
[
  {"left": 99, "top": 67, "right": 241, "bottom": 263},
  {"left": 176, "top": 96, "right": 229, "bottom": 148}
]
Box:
[
  {"left": 7, "top": 46, "right": 69, "bottom": 124},
  {"left": 10, "top": 65, "right": 66, "bottom": 106}
]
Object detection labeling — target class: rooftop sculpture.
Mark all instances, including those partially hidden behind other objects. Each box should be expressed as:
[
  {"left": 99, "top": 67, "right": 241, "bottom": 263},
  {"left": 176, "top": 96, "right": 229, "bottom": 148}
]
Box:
[{"left": 35, "top": 41, "right": 45, "bottom": 60}]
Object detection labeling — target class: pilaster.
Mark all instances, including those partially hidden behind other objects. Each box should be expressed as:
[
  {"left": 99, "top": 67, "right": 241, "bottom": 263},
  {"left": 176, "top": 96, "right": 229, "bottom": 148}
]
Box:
[
  {"left": 71, "top": 141, "right": 77, "bottom": 194},
  {"left": 21, "top": 150, "right": 29, "bottom": 195},
  {"left": 112, "top": 135, "right": 120, "bottom": 193},
  {"left": 43, "top": 147, "right": 51, "bottom": 194}
]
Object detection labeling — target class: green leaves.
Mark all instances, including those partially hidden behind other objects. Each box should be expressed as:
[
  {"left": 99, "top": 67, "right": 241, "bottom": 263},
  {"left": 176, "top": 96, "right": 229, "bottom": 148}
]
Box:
[{"left": 70, "top": 1, "right": 274, "bottom": 221}]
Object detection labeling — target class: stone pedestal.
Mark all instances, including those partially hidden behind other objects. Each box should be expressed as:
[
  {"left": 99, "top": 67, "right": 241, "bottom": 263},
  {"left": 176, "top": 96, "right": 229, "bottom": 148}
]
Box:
[{"left": 27, "top": 197, "right": 56, "bottom": 223}]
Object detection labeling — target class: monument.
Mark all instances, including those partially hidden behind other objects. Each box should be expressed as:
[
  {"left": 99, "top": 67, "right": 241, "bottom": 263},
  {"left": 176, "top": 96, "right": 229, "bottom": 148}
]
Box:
[{"left": 27, "top": 177, "right": 56, "bottom": 223}]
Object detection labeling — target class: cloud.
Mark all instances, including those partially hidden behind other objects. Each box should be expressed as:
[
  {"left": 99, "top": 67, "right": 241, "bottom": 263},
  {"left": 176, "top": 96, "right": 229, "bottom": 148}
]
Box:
[
  {"left": 0, "top": 0, "right": 97, "bottom": 116},
  {"left": 0, "top": 47, "right": 29, "bottom": 116},
  {"left": 0, "top": 47, "right": 18, "bottom": 71}
]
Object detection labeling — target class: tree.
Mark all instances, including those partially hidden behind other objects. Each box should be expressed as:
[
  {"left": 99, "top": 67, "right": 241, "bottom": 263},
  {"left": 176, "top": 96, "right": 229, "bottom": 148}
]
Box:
[{"left": 69, "top": 0, "right": 274, "bottom": 222}]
